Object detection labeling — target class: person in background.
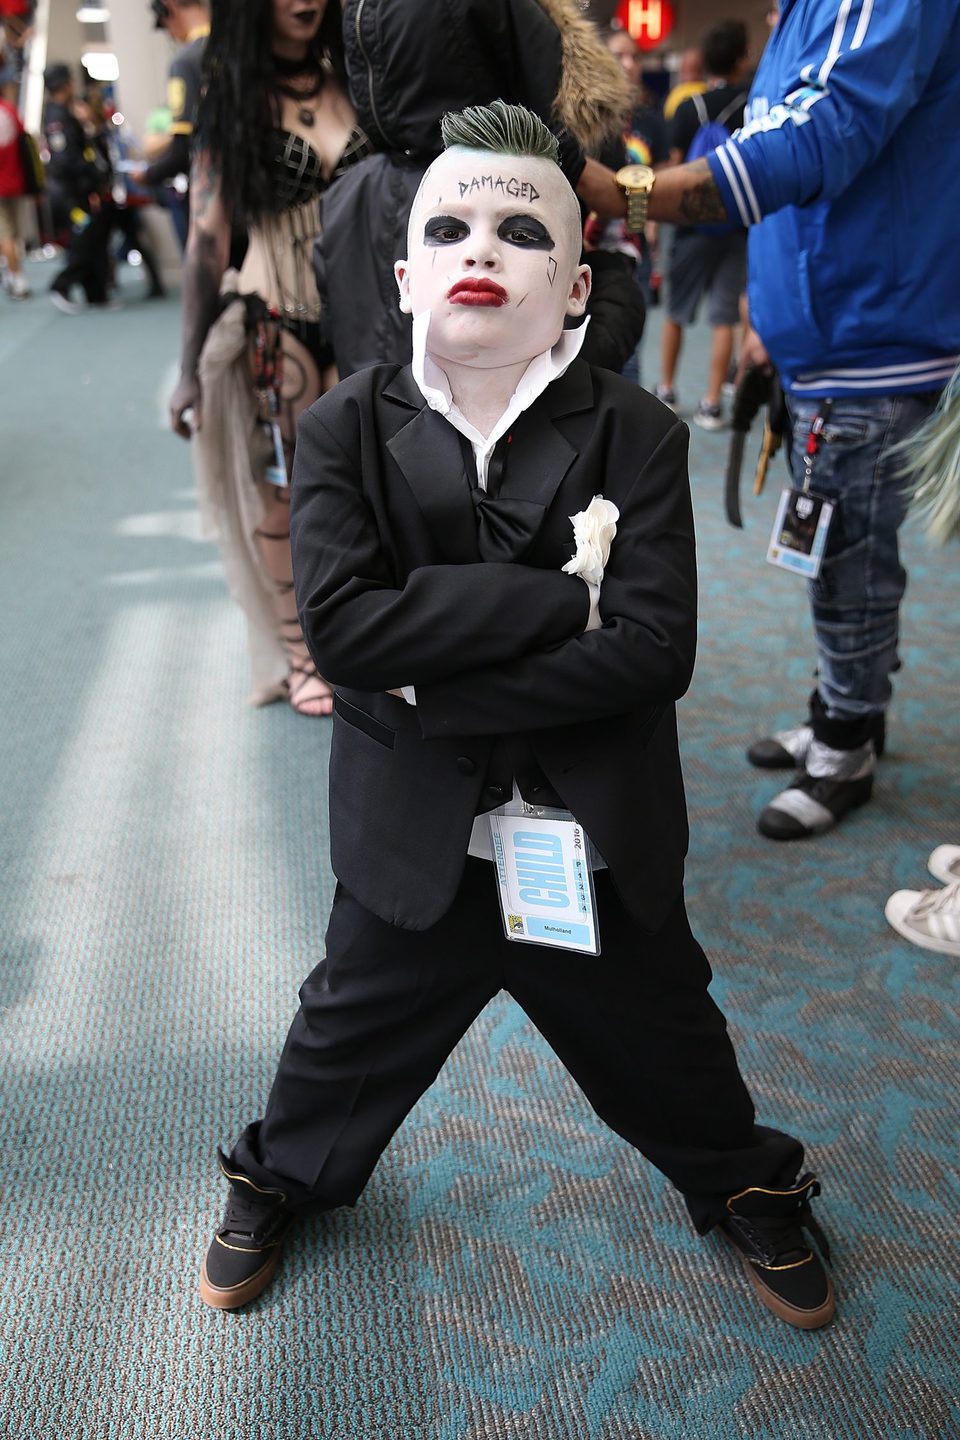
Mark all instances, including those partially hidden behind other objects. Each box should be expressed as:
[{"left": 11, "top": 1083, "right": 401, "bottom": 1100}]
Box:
[
  {"left": 621, "top": 0, "right": 960, "bottom": 843},
  {"left": 663, "top": 47, "right": 706, "bottom": 121},
  {"left": 130, "top": 0, "right": 210, "bottom": 250},
  {"left": 318, "top": 0, "right": 641, "bottom": 380},
  {"left": 656, "top": 20, "right": 750, "bottom": 428},
  {"left": 80, "top": 80, "right": 166, "bottom": 299},
  {"left": 0, "top": 57, "right": 30, "bottom": 297},
  {"left": 168, "top": 0, "right": 372, "bottom": 718},
  {"left": 589, "top": 23, "right": 669, "bottom": 386},
  {"left": 42, "top": 61, "right": 111, "bottom": 313}
]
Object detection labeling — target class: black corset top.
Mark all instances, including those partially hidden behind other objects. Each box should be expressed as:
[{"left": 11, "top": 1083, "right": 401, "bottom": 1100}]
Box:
[{"left": 270, "top": 124, "right": 373, "bottom": 210}]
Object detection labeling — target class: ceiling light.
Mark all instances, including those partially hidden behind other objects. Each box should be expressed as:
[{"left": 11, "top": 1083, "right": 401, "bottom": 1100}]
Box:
[
  {"left": 77, "top": 6, "right": 111, "bottom": 20},
  {"left": 81, "top": 51, "right": 120, "bottom": 81}
]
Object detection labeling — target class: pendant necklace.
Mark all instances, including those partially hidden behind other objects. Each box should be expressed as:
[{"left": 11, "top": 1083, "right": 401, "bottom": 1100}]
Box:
[{"left": 274, "top": 52, "right": 324, "bottom": 127}]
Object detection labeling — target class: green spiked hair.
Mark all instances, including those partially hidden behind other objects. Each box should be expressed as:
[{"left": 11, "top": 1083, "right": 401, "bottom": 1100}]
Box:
[{"left": 440, "top": 99, "right": 560, "bottom": 166}]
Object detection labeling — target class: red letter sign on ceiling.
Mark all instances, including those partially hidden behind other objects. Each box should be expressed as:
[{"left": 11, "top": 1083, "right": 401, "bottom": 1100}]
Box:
[{"left": 615, "top": 0, "right": 675, "bottom": 51}]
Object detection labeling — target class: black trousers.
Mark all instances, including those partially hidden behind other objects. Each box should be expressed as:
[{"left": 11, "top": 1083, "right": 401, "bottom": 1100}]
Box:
[
  {"left": 229, "top": 861, "right": 803, "bottom": 1233},
  {"left": 51, "top": 203, "right": 109, "bottom": 304}
]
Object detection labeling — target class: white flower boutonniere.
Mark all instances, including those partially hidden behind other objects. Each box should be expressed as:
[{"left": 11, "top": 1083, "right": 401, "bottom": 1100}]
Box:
[{"left": 561, "top": 495, "right": 620, "bottom": 587}]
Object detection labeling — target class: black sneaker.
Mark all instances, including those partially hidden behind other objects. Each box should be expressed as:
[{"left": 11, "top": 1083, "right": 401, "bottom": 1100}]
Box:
[
  {"left": 199, "top": 1154, "right": 291, "bottom": 1310},
  {"left": 749, "top": 713, "right": 885, "bottom": 769},
  {"left": 720, "top": 1173, "right": 835, "bottom": 1329},
  {"left": 758, "top": 770, "right": 873, "bottom": 839}
]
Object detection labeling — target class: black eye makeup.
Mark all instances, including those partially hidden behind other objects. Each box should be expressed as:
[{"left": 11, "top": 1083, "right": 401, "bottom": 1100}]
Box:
[
  {"left": 498, "top": 215, "right": 555, "bottom": 250},
  {"left": 423, "top": 214, "right": 469, "bottom": 245}
]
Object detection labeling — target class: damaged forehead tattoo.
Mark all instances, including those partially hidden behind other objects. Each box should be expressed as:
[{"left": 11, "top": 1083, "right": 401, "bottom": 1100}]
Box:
[{"left": 458, "top": 174, "right": 541, "bottom": 200}]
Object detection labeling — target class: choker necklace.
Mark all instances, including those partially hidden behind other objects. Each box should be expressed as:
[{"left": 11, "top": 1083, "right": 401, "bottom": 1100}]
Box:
[{"left": 273, "top": 53, "right": 324, "bottom": 127}]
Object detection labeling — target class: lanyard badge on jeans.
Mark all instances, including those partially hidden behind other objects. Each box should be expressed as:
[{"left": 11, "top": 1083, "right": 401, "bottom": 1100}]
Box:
[
  {"left": 767, "top": 401, "right": 835, "bottom": 580},
  {"left": 253, "top": 314, "right": 288, "bottom": 487}
]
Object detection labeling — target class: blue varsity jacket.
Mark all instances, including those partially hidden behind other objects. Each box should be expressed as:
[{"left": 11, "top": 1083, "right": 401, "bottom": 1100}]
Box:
[{"left": 707, "top": 0, "right": 960, "bottom": 397}]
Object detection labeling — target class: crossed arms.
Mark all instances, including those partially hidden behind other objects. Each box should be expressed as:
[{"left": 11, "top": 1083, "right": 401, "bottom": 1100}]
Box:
[{"left": 290, "top": 407, "right": 697, "bottom": 738}]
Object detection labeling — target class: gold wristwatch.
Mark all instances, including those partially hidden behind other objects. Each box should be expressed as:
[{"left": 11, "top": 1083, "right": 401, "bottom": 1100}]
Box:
[{"left": 614, "top": 164, "right": 656, "bottom": 231}]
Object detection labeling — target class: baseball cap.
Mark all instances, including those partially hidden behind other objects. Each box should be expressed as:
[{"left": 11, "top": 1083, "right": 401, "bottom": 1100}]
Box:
[{"left": 150, "top": 0, "right": 172, "bottom": 29}]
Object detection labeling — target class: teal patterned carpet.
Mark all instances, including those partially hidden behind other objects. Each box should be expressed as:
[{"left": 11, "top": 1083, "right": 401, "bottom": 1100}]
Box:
[{"left": 1, "top": 264, "right": 958, "bottom": 1439}]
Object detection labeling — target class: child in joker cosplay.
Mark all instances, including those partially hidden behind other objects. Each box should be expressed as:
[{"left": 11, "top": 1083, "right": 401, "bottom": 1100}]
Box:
[{"left": 200, "top": 101, "right": 835, "bottom": 1330}]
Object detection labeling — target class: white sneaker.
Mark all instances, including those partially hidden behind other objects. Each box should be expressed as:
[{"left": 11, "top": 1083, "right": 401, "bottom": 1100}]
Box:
[
  {"left": 884, "top": 880, "right": 960, "bottom": 957},
  {"left": 655, "top": 384, "right": 678, "bottom": 412},
  {"left": 50, "top": 291, "right": 80, "bottom": 315},
  {"left": 8, "top": 271, "right": 31, "bottom": 298},
  {"left": 928, "top": 845, "right": 960, "bottom": 885}
]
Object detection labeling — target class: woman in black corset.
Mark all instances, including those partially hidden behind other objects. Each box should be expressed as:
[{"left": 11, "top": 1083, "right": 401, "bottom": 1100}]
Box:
[{"left": 169, "top": 0, "right": 371, "bottom": 716}]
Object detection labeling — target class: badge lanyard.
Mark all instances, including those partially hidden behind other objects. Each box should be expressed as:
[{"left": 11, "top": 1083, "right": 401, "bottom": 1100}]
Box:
[
  {"left": 253, "top": 313, "right": 288, "bottom": 487},
  {"left": 766, "top": 401, "right": 835, "bottom": 580},
  {"left": 801, "top": 400, "right": 833, "bottom": 493}
]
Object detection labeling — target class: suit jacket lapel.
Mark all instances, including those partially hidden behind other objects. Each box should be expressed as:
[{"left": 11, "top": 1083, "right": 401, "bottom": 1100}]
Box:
[
  {"left": 384, "top": 374, "right": 480, "bottom": 563},
  {"left": 382, "top": 357, "right": 595, "bottom": 563},
  {"left": 499, "top": 359, "right": 594, "bottom": 519}
]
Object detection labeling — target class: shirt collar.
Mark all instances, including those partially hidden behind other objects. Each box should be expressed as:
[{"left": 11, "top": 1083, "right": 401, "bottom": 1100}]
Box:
[{"left": 411, "top": 309, "right": 589, "bottom": 457}]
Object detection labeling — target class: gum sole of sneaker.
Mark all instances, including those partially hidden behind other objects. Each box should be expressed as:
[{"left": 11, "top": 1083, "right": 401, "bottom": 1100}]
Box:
[
  {"left": 728, "top": 1242, "right": 836, "bottom": 1330},
  {"left": 199, "top": 1250, "right": 282, "bottom": 1310}
]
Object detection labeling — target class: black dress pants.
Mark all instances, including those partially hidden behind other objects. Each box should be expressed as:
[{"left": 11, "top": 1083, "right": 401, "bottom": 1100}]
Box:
[
  {"left": 229, "top": 861, "right": 803, "bottom": 1234},
  {"left": 51, "top": 204, "right": 109, "bottom": 304}
]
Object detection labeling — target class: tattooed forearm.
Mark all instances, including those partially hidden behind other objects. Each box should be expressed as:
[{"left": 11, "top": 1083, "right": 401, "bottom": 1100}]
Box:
[
  {"left": 180, "top": 230, "right": 226, "bottom": 377},
  {"left": 179, "top": 152, "right": 230, "bottom": 377},
  {"left": 676, "top": 158, "right": 731, "bottom": 226},
  {"left": 189, "top": 150, "right": 221, "bottom": 229}
]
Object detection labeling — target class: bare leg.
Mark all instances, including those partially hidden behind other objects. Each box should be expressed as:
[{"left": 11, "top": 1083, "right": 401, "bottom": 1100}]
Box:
[
  {"left": 660, "top": 317, "right": 683, "bottom": 392},
  {"left": 252, "top": 327, "right": 333, "bottom": 718},
  {"left": 705, "top": 324, "right": 734, "bottom": 408},
  {"left": 1, "top": 235, "right": 28, "bottom": 295}
]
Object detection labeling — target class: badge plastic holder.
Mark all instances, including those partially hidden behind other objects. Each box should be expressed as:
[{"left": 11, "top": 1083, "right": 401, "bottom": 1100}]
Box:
[
  {"left": 767, "top": 485, "right": 834, "bottom": 580},
  {"left": 487, "top": 800, "right": 600, "bottom": 955}
]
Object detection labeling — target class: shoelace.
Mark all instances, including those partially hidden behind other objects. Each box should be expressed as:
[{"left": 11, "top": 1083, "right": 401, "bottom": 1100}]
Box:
[
  {"left": 734, "top": 1199, "right": 831, "bottom": 1268},
  {"left": 219, "top": 1190, "right": 283, "bottom": 1242},
  {"left": 910, "top": 879, "right": 960, "bottom": 917}
]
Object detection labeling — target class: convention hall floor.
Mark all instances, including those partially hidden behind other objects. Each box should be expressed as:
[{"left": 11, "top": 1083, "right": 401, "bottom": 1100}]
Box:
[{"left": 1, "top": 258, "right": 957, "bottom": 1439}]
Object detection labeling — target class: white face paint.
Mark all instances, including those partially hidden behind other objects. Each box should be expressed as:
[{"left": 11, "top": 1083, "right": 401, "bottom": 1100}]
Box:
[{"left": 395, "top": 148, "right": 591, "bottom": 371}]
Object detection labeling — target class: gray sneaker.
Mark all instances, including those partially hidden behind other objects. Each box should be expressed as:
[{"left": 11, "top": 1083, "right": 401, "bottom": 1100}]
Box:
[{"left": 693, "top": 399, "right": 725, "bottom": 431}]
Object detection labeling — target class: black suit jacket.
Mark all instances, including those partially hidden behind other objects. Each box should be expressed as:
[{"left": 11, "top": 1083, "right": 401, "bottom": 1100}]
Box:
[{"left": 290, "top": 360, "right": 697, "bottom": 933}]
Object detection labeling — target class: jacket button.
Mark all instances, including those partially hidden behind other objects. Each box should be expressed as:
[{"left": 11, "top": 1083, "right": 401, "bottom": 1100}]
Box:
[{"left": 457, "top": 756, "right": 476, "bottom": 776}]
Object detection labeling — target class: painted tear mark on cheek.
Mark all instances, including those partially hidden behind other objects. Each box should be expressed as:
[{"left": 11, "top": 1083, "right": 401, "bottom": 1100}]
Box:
[
  {"left": 431, "top": 251, "right": 437, "bottom": 267},
  {"left": 547, "top": 257, "right": 558, "bottom": 287},
  {"left": 516, "top": 293, "right": 527, "bottom": 308}
]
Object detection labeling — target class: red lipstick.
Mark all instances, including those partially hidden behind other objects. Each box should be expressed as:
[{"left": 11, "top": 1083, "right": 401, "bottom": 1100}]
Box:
[{"left": 448, "top": 278, "right": 508, "bottom": 307}]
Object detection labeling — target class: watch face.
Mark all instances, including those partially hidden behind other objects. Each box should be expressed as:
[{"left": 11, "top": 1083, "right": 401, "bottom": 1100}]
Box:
[{"left": 616, "top": 164, "right": 654, "bottom": 189}]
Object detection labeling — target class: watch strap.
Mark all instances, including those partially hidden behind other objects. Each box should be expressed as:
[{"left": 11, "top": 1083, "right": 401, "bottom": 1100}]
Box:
[{"left": 625, "top": 189, "right": 648, "bottom": 231}]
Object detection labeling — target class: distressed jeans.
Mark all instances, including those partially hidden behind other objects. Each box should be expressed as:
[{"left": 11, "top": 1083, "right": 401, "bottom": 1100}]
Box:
[{"left": 785, "top": 391, "right": 940, "bottom": 728}]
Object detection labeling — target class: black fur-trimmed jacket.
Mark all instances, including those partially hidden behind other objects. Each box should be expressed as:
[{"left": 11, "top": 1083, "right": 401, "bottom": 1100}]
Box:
[{"left": 317, "top": 0, "right": 642, "bottom": 376}]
